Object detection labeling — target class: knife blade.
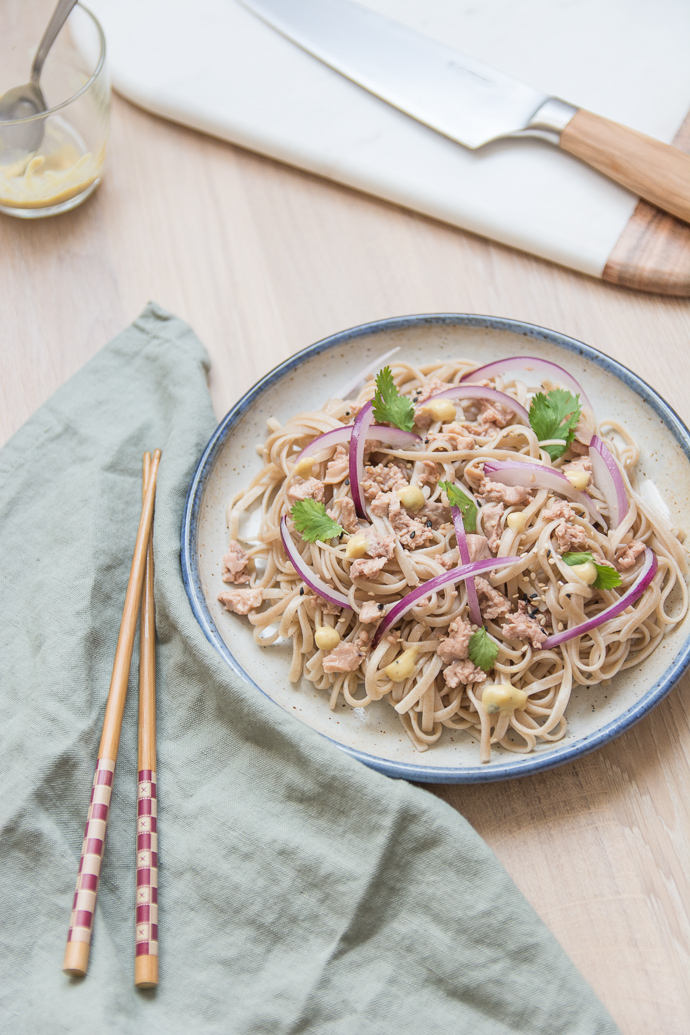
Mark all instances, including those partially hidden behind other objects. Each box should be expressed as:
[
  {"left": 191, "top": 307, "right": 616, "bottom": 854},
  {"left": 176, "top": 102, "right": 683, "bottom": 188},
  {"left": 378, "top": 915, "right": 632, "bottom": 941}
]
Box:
[{"left": 239, "top": 0, "right": 690, "bottom": 225}]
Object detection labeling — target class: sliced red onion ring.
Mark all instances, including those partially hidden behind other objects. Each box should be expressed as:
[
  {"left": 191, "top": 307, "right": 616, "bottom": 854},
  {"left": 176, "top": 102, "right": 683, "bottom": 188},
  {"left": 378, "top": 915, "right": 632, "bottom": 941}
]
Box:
[
  {"left": 280, "top": 516, "right": 352, "bottom": 610},
  {"left": 335, "top": 346, "right": 401, "bottom": 400},
  {"left": 483, "top": 460, "right": 604, "bottom": 527},
  {"left": 460, "top": 355, "right": 593, "bottom": 412},
  {"left": 452, "top": 508, "right": 482, "bottom": 627},
  {"left": 295, "top": 426, "right": 352, "bottom": 463},
  {"left": 589, "top": 435, "right": 629, "bottom": 529},
  {"left": 543, "top": 548, "right": 657, "bottom": 648},
  {"left": 424, "top": 384, "right": 529, "bottom": 424},
  {"left": 371, "top": 555, "right": 520, "bottom": 648},
  {"left": 296, "top": 424, "right": 420, "bottom": 464},
  {"left": 349, "top": 401, "right": 374, "bottom": 518}
]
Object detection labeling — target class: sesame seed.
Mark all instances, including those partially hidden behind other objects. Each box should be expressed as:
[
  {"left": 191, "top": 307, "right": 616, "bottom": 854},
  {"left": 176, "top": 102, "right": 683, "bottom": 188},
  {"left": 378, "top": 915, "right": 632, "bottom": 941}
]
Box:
[
  {"left": 299, "top": 588, "right": 304, "bottom": 596},
  {"left": 410, "top": 531, "right": 416, "bottom": 539},
  {"left": 345, "top": 478, "right": 350, "bottom": 485},
  {"left": 426, "top": 520, "right": 433, "bottom": 528}
]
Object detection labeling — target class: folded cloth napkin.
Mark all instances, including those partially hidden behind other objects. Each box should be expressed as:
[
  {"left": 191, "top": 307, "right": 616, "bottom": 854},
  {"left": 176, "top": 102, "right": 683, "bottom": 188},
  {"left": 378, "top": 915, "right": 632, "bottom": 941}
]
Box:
[{"left": 0, "top": 304, "right": 620, "bottom": 1034}]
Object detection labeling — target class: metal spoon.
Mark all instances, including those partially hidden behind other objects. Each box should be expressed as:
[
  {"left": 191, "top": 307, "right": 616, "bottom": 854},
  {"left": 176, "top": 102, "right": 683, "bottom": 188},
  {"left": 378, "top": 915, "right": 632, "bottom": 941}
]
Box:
[{"left": 0, "top": 0, "right": 79, "bottom": 154}]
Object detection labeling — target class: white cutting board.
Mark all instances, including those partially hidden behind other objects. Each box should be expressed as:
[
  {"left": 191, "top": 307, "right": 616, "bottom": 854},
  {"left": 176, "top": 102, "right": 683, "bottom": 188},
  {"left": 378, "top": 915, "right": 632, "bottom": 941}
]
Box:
[{"left": 89, "top": 0, "right": 690, "bottom": 279}]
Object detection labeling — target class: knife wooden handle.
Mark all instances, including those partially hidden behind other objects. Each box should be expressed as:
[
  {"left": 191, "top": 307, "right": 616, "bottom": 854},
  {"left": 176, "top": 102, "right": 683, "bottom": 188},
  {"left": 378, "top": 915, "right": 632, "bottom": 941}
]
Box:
[{"left": 560, "top": 109, "right": 690, "bottom": 225}]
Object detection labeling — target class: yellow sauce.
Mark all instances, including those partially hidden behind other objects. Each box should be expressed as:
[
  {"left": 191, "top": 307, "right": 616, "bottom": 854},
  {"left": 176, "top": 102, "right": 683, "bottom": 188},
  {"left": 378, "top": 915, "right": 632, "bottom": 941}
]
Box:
[
  {"left": 481, "top": 683, "right": 528, "bottom": 714},
  {"left": 506, "top": 511, "right": 527, "bottom": 533},
  {"left": 0, "top": 136, "right": 104, "bottom": 209},
  {"left": 315, "top": 626, "right": 341, "bottom": 651},
  {"left": 345, "top": 533, "right": 369, "bottom": 559},
  {"left": 385, "top": 647, "right": 418, "bottom": 682}
]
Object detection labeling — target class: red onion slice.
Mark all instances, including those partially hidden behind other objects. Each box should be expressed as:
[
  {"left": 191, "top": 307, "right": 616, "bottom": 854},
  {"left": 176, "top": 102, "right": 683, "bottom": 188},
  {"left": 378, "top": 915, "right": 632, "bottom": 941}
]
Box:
[
  {"left": 349, "top": 401, "right": 374, "bottom": 518},
  {"left": 543, "top": 548, "right": 657, "bottom": 648},
  {"left": 371, "top": 555, "right": 520, "bottom": 648},
  {"left": 280, "top": 516, "right": 352, "bottom": 610},
  {"left": 589, "top": 435, "right": 629, "bottom": 529},
  {"left": 335, "top": 346, "right": 401, "bottom": 400},
  {"left": 483, "top": 459, "right": 604, "bottom": 527},
  {"left": 452, "top": 508, "right": 482, "bottom": 627},
  {"left": 295, "top": 426, "right": 352, "bottom": 463},
  {"left": 296, "top": 424, "right": 420, "bottom": 464},
  {"left": 460, "top": 355, "right": 593, "bottom": 412},
  {"left": 425, "top": 384, "right": 529, "bottom": 424}
]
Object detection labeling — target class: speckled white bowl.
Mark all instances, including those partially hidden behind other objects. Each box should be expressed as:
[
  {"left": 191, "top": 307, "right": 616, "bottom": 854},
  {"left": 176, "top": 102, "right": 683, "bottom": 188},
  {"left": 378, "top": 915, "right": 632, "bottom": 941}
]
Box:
[{"left": 182, "top": 315, "right": 690, "bottom": 782}]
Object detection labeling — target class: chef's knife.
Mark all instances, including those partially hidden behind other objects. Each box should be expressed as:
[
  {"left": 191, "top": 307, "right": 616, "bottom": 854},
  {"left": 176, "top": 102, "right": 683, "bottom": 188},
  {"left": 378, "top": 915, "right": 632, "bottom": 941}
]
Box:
[{"left": 239, "top": 0, "right": 690, "bottom": 225}]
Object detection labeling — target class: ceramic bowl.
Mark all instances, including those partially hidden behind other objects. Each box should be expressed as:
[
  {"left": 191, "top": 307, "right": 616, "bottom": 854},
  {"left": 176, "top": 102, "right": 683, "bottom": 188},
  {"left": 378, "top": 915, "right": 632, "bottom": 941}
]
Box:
[{"left": 181, "top": 314, "right": 690, "bottom": 782}]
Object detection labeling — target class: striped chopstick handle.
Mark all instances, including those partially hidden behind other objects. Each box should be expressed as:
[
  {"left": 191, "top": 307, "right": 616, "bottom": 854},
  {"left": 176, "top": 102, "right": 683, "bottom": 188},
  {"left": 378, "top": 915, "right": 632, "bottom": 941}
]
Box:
[
  {"left": 64, "top": 758, "right": 115, "bottom": 971},
  {"left": 135, "top": 769, "right": 158, "bottom": 960}
]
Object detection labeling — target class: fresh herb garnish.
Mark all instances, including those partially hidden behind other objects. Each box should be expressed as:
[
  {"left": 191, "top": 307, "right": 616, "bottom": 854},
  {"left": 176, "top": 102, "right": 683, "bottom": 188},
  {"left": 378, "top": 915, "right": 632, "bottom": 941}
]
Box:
[
  {"left": 468, "top": 626, "right": 499, "bottom": 672},
  {"left": 438, "top": 480, "right": 477, "bottom": 533},
  {"left": 562, "top": 551, "right": 622, "bottom": 590},
  {"left": 561, "top": 552, "right": 594, "bottom": 566},
  {"left": 371, "top": 366, "right": 415, "bottom": 432},
  {"left": 290, "top": 500, "right": 344, "bottom": 543},
  {"left": 528, "top": 389, "right": 582, "bottom": 461}
]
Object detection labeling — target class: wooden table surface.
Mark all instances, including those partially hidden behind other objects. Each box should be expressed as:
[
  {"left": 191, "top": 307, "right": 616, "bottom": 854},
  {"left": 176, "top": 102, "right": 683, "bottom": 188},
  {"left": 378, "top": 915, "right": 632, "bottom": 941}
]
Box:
[{"left": 2, "top": 93, "right": 689, "bottom": 1033}]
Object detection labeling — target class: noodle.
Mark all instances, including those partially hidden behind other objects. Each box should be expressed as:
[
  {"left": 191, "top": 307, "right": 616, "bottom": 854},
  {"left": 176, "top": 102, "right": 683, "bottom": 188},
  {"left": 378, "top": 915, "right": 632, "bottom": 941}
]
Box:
[{"left": 218, "top": 360, "right": 689, "bottom": 762}]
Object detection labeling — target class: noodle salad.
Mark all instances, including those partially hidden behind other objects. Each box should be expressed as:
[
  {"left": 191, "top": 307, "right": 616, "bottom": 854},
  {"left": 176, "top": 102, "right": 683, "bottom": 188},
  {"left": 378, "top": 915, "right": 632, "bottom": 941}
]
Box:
[{"left": 218, "top": 354, "right": 688, "bottom": 762}]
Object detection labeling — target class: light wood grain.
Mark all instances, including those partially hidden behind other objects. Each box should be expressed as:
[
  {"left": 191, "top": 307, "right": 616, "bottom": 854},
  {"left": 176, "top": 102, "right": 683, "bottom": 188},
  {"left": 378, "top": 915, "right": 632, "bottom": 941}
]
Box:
[
  {"left": 138, "top": 454, "right": 157, "bottom": 776},
  {"left": 98, "top": 450, "right": 160, "bottom": 762},
  {"left": 63, "top": 448, "right": 161, "bottom": 977},
  {"left": 135, "top": 453, "right": 159, "bottom": 990},
  {"left": 560, "top": 109, "right": 690, "bottom": 225},
  {"left": 3, "top": 88, "right": 690, "bottom": 1032},
  {"left": 603, "top": 112, "right": 690, "bottom": 295}
]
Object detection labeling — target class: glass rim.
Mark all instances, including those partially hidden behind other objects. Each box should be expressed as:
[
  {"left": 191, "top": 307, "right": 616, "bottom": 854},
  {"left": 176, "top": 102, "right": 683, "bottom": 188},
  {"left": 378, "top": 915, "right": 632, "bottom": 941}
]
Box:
[{"left": 0, "top": 3, "right": 106, "bottom": 126}]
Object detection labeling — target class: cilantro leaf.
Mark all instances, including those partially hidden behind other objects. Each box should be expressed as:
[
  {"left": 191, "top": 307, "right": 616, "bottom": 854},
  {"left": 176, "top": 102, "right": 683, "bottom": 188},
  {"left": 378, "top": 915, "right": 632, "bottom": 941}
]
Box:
[
  {"left": 561, "top": 552, "right": 592, "bottom": 566},
  {"left": 562, "top": 551, "right": 622, "bottom": 590},
  {"left": 290, "top": 500, "right": 344, "bottom": 543},
  {"left": 529, "top": 389, "right": 582, "bottom": 461},
  {"left": 438, "top": 480, "right": 477, "bottom": 533},
  {"left": 592, "top": 564, "right": 623, "bottom": 590},
  {"left": 468, "top": 626, "right": 499, "bottom": 672},
  {"left": 371, "top": 366, "right": 415, "bottom": 432}
]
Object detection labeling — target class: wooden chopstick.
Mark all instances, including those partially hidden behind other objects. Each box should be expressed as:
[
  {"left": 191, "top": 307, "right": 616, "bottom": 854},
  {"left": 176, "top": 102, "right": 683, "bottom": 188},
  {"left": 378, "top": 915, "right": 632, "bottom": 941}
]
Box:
[
  {"left": 63, "top": 449, "right": 162, "bottom": 979},
  {"left": 134, "top": 453, "right": 159, "bottom": 989}
]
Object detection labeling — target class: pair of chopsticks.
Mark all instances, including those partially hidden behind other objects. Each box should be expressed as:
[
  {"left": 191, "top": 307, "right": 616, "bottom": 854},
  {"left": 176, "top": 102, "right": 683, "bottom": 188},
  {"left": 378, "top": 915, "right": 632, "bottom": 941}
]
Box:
[{"left": 63, "top": 451, "right": 161, "bottom": 988}]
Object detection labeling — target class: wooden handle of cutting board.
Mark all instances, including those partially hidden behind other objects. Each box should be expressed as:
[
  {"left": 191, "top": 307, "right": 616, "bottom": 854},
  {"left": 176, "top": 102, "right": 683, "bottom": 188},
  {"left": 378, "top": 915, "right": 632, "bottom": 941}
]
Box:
[{"left": 560, "top": 109, "right": 690, "bottom": 226}]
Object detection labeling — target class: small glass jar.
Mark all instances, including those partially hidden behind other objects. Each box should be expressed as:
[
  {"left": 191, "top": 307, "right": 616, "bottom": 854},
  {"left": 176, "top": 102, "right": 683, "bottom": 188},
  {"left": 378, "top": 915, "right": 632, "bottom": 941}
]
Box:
[{"left": 0, "top": 3, "right": 110, "bottom": 218}]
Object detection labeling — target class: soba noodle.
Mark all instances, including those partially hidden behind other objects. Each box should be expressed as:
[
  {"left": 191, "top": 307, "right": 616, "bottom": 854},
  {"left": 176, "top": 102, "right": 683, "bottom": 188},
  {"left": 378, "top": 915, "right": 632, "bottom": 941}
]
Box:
[{"left": 218, "top": 359, "right": 688, "bottom": 762}]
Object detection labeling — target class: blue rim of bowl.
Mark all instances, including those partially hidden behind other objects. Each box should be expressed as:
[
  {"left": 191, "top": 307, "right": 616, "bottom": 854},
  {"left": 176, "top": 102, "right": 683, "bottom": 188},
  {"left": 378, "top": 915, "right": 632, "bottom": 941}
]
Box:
[{"left": 181, "top": 313, "right": 690, "bottom": 784}]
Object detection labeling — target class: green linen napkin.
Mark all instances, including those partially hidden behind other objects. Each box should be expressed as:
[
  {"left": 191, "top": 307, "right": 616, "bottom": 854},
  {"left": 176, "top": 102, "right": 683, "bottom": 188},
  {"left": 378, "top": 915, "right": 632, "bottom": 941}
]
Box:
[{"left": 0, "top": 303, "right": 620, "bottom": 1035}]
